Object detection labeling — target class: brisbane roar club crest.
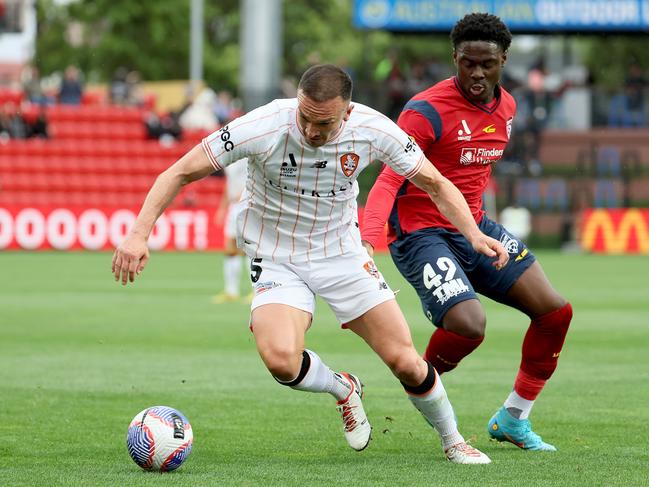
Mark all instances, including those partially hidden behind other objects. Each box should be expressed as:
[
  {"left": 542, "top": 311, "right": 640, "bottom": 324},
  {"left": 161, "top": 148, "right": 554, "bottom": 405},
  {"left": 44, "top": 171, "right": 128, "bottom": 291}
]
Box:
[
  {"left": 363, "top": 260, "right": 380, "bottom": 279},
  {"left": 340, "top": 152, "right": 360, "bottom": 177}
]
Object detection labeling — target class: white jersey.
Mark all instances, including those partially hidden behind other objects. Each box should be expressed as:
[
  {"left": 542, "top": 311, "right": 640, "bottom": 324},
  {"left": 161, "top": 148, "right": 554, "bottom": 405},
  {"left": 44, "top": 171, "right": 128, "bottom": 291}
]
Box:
[
  {"left": 202, "top": 98, "right": 425, "bottom": 263},
  {"left": 224, "top": 158, "right": 247, "bottom": 203}
]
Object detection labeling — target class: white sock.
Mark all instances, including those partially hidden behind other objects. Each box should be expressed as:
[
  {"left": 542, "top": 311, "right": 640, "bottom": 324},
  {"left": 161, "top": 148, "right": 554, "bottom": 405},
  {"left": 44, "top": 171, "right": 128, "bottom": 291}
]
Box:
[
  {"left": 287, "top": 350, "right": 352, "bottom": 401},
  {"left": 504, "top": 390, "right": 535, "bottom": 420},
  {"left": 407, "top": 370, "right": 464, "bottom": 449},
  {"left": 223, "top": 255, "right": 242, "bottom": 296}
]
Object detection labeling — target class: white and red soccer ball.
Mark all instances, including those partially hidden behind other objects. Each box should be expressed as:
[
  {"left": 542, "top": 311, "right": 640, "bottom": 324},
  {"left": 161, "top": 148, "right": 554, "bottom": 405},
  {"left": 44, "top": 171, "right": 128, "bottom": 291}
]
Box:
[{"left": 127, "top": 406, "right": 193, "bottom": 471}]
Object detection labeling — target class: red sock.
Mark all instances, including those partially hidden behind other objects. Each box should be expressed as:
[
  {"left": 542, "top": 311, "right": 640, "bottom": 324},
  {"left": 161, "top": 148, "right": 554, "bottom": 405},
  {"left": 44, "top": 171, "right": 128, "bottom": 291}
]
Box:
[
  {"left": 423, "top": 328, "right": 484, "bottom": 374},
  {"left": 516, "top": 302, "right": 573, "bottom": 400},
  {"left": 514, "top": 368, "right": 546, "bottom": 400}
]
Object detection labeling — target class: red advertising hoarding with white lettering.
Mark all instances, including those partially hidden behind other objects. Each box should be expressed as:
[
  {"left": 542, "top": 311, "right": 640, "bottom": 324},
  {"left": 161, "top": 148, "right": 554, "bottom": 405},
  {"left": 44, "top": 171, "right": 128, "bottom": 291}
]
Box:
[
  {"left": 0, "top": 206, "right": 223, "bottom": 251},
  {"left": 0, "top": 206, "right": 390, "bottom": 251}
]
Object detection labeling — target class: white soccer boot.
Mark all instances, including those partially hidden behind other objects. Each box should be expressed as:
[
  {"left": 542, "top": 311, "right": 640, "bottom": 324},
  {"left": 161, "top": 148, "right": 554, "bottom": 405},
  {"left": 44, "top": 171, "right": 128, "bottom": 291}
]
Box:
[
  {"left": 445, "top": 441, "right": 491, "bottom": 464},
  {"left": 336, "top": 373, "right": 372, "bottom": 451}
]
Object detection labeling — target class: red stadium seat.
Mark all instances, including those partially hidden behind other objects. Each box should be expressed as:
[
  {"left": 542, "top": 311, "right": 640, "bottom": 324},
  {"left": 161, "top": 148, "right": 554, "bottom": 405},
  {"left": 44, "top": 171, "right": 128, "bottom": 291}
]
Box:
[
  {"left": 0, "top": 89, "right": 24, "bottom": 105},
  {"left": 3, "top": 100, "right": 209, "bottom": 209}
]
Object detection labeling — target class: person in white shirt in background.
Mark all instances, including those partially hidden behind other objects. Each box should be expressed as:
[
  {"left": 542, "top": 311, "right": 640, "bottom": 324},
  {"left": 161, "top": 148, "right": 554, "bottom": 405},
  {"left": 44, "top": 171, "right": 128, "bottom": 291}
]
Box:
[
  {"left": 500, "top": 203, "right": 532, "bottom": 240},
  {"left": 213, "top": 158, "right": 249, "bottom": 303}
]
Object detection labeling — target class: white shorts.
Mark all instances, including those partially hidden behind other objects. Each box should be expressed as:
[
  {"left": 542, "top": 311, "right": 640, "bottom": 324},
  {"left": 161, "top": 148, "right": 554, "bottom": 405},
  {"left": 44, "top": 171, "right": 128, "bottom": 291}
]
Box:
[{"left": 249, "top": 248, "right": 395, "bottom": 326}]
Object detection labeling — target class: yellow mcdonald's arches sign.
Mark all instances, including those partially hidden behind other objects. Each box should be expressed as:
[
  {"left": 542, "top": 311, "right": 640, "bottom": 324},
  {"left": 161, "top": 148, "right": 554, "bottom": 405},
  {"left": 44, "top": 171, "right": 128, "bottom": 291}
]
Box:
[{"left": 581, "top": 208, "right": 649, "bottom": 254}]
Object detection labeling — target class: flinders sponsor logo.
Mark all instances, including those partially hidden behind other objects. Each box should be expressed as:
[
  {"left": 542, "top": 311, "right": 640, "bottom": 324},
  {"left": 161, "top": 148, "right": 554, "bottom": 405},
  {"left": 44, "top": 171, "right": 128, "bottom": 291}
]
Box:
[{"left": 459, "top": 147, "right": 504, "bottom": 165}]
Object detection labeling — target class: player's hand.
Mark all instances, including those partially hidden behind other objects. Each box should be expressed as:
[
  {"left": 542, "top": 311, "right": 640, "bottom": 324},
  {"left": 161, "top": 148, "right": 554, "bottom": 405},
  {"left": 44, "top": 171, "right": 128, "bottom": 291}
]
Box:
[
  {"left": 112, "top": 234, "right": 150, "bottom": 285},
  {"left": 362, "top": 240, "right": 375, "bottom": 258},
  {"left": 470, "top": 234, "right": 509, "bottom": 270}
]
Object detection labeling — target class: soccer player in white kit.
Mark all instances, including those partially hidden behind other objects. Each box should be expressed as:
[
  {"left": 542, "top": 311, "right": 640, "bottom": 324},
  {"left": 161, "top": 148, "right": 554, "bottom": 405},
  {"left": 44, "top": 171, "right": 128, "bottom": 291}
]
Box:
[
  {"left": 213, "top": 158, "right": 248, "bottom": 303},
  {"left": 112, "top": 65, "right": 509, "bottom": 464}
]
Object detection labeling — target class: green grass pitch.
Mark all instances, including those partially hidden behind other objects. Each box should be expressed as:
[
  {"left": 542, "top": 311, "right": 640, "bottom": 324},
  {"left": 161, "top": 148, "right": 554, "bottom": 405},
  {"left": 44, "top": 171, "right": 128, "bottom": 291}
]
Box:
[{"left": 1, "top": 250, "right": 648, "bottom": 486}]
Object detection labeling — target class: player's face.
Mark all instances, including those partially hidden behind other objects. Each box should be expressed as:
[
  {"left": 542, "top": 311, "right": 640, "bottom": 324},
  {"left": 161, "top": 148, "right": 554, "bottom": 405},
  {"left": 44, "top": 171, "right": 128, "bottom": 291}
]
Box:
[
  {"left": 453, "top": 41, "right": 506, "bottom": 104},
  {"left": 297, "top": 90, "right": 353, "bottom": 147}
]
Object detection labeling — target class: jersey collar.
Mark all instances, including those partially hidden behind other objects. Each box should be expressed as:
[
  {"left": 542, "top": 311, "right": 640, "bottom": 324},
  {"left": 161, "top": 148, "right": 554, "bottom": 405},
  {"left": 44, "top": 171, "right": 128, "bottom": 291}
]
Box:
[{"left": 452, "top": 76, "right": 502, "bottom": 115}]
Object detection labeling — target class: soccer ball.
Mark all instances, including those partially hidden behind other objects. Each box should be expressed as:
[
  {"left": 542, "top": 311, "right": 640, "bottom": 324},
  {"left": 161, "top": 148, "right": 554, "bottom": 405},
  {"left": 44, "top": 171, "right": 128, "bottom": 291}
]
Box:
[{"left": 126, "top": 406, "right": 193, "bottom": 471}]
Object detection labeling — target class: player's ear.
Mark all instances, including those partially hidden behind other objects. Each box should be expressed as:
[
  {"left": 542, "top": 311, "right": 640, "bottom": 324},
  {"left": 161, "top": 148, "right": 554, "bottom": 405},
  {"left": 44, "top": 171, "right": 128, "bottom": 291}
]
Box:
[
  {"left": 452, "top": 49, "right": 458, "bottom": 67},
  {"left": 501, "top": 50, "right": 508, "bottom": 67},
  {"left": 343, "top": 102, "right": 354, "bottom": 121}
]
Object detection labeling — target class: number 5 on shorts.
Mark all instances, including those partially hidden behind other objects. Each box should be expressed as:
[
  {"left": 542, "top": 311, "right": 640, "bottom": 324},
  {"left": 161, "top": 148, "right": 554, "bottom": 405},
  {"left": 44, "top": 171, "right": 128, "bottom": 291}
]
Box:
[{"left": 250, "top": 258, "right": 263, "bottom": 283}]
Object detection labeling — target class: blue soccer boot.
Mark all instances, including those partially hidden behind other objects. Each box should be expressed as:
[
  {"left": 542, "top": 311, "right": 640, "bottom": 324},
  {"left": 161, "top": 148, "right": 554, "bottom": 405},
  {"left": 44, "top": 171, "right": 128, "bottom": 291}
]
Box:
[{"left": 487, "top": 406, "right": 556, "bottom": 451}]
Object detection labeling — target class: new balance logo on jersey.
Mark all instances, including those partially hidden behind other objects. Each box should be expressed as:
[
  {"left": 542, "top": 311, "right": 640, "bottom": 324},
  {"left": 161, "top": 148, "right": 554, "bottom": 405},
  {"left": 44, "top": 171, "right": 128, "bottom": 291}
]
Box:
[
  {"left": 311, "top": 160, "right": 328, "bottom": 168},
  {"left": 281, "top": 153, "right": 298, "bottom": 177},
  {"left": 457, "top": 119, "right": 472, "bottom": 141}
]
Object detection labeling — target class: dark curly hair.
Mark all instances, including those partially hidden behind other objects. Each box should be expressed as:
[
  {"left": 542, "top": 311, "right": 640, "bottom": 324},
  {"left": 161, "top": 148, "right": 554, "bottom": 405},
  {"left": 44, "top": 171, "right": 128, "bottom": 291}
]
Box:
[{"left": 450, "top": 13, "right": 512, "bottom": 52}]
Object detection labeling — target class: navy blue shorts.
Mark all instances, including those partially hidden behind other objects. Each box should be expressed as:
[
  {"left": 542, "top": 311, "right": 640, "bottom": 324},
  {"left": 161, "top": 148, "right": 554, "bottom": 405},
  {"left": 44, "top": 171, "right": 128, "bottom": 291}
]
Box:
[{"left": 389, "top": 217, "right": 536, "bottom": 326}]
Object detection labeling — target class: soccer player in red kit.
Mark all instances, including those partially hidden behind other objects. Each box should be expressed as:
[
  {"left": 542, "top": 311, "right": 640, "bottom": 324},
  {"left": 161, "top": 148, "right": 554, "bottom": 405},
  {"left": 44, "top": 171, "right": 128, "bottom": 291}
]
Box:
[{"left": 362, "top": 13, "right": 572, "bottom": 451}]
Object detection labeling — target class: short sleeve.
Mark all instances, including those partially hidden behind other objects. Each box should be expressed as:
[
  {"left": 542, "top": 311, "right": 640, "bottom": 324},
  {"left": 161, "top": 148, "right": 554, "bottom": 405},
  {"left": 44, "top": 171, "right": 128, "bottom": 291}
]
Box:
[
  {"left": 201, "top": 103, "right": 277, "bottom": 170},
  {"left": 397, "top": 99, "right": 443, "bottom": 153},
  {"left": 371, "top": 115, "right": 426, "bottom": 180}
]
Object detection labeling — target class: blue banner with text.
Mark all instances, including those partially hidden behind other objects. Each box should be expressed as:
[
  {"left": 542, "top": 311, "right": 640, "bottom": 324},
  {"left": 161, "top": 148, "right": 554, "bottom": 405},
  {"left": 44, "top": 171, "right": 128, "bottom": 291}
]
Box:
[{"left": 353, "top": 0, "right": 649, "bottom": 32}]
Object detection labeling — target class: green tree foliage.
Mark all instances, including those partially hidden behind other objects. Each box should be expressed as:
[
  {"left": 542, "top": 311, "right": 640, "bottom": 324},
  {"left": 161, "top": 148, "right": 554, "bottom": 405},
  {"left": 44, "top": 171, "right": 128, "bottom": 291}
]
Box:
[
  {"left": 36, "top": 2, "right": 645, "bottom": 95},
  {"left": 283, "top": 0, "right": 452, "bottom": 85},
  {"left": 579, "top": 36, "right": 649, "bottom": 89},
  {"left": 34, "top": 0, "right": 452, "bottom": 95},
  {"left": 35, "top": 0, "right": 240, "bottom": 91}
]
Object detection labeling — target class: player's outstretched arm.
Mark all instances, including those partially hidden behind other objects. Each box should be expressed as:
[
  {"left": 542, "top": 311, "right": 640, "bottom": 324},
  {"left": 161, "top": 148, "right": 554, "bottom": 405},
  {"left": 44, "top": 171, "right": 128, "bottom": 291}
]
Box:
[
  {"left": 361, "top": 165, "right": 405, "bottom": 257},
  {"left": 409, "top": 160, "right": 509, "bottom": 269},
  {"left": 112, "top": 144, "right": 215, "bottom": 285}
]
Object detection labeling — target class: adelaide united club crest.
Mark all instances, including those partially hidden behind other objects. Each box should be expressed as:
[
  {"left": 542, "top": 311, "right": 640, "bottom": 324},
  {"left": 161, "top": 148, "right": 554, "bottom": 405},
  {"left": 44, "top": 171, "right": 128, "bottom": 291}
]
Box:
[{"left": 340, "top": 152, "right": 360, "bottom": 177}]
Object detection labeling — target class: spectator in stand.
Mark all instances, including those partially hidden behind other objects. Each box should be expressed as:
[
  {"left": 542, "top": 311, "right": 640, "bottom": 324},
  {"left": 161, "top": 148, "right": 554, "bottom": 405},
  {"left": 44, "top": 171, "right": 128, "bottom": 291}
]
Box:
[
  {"left": 110, "top": 67, "right": 130, "bottom": 105},
  {"left": 21, "top": 65, "right": 53, "bottom": 106},
  {"left": 145, "top": 110, "right": 182, "bottom": 141},
  {"left": 214, "top": 90, "right": 234, "bottom": 124},
  {"left": 405, "top": 61, "right": 433, "bottom": 100},
  {"left": 29, "top": 105, "right": 49, "bottom": 138},
  {"left": 20, "top": 103, "right": 49, "bottom": 139},
  {"left": 526, "top": 58, "right": 551, "bottom": 124},
  {"left": 425, "top": 55, "right": 448, "bottom": 84},
  {"left": 0, "top": 101, "right": 28, "bottom": 139},
  {"left": 608, "top": 62, "right": 646, "bottom": 127},
  {"left": 178, "top": 88, "right": 218, "bottom": 132},
  {"left": 125, "top": 70, "right": 145, "bottom": 106},
  {"left": 374, "top": 49, "right": 408, "bottom": 121},
  {"left": 527, "top": 58, "right": 547, "bottom": 93},
  {"left": 58, "top": 65, "right": 84, "bottom": 105}
]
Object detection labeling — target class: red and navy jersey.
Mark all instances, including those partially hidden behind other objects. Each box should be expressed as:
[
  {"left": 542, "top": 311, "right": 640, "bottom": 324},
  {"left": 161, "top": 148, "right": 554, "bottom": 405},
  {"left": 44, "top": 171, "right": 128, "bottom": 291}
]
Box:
[{"left": 362, "top": 76, "right": 516, "bottom": 246}]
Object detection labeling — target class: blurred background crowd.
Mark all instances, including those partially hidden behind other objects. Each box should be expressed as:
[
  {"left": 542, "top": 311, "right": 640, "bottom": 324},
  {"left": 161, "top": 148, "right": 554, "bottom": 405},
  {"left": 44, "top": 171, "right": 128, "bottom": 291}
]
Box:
[{"left": 1, "top": 0, "right": 648, "bottom": 250}]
